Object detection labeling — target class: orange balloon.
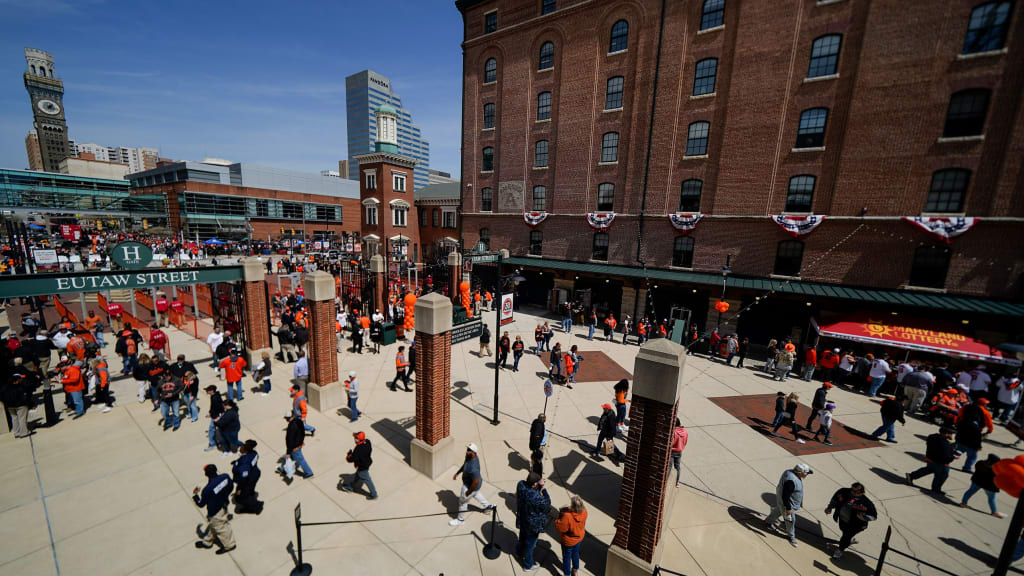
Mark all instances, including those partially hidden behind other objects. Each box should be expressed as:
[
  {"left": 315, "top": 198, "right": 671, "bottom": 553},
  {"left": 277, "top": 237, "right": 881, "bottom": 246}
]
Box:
[
  {"left": 993, "top": 459, "right": 1024, "bottom": 498},
  {"left": 404, "top": 294, "right": 417, "bottom": 306},
  {"left": 460, "top": 281, "right": 470, "bottom": 292}
]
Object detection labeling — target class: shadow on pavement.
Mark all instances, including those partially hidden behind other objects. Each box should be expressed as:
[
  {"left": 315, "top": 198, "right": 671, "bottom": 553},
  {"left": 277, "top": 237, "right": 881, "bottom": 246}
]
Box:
[
  {"left": 938, "top": 537, "right": 1024, "bottom": 574},
  {"left": 548, "top": 449, "right": 621, "bottom": 520},
  {"left": 370, "top": 417, "right": 414, "bottom": 464},
  {"left": 869, "top": 466, "right": 909, "bottom": 487}
]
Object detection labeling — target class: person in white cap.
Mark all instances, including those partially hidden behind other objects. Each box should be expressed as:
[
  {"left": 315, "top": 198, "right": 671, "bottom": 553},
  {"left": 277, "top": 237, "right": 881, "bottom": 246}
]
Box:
[
  {"left": 346, "top": 371, "right": 360, "bottom": 422},
  {"left": 449, "top": 443, "right": 495, "bottom": 525},
  {"left": 766, "top": 463, "right": 812, "bottom": 547}
]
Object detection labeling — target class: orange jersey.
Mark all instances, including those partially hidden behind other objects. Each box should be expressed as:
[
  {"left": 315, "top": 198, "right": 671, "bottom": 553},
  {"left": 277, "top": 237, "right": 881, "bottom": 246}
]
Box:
[{"left": 219, "top": 357, "right": 247, "bottom": 382}]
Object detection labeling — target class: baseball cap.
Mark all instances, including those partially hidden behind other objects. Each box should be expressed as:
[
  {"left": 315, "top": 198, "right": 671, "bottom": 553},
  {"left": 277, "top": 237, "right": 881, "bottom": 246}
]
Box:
[
  {"left": 354, "top": 431, "right": 366, "bottom": 442},
  {"left": 602, "top": 403, "right": 613, "bottom": 410},
  {"left": 977, "top": 398, "right": 990, "bottom": 405},
  {"left": 823, "top": 382, "right": 834, "bottom": 389},
  {"left": 467, "top": 443, "right": 478, "bottom": 453},
  {"left": 349, "top": 370, "right": 357, "bottom": 378},
  {"left": 794, "top": 463, "right": 813, "bottom": 475},
  {"left": 833, "top": 348, "right": 840, "bottom": 353}
]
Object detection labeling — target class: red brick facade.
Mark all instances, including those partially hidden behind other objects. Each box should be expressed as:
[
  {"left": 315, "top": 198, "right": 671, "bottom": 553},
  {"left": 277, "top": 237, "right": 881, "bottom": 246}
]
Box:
[
  {"left": 456, "top": 0, "right": 1024, "bottom": 300},
  {"left": 241, "top": 280, "right": 271, "bottom": 351},
  {"left": 414, "top": 330, "right": 452, "bottom": 445},
  {"left": 613, "top": 397, "right": 678, "bottom": 563},
  {"left": 307, "top": 298, "right": 338, "bottom": 386},
  {"left": 356, "top": 155, "right": 422, "bottom": 259}
]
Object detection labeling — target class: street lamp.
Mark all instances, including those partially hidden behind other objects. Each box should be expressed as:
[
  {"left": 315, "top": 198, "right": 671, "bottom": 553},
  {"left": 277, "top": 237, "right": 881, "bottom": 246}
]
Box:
[{"left": 717, "top": 253, "right": 732, "bottom": 331}]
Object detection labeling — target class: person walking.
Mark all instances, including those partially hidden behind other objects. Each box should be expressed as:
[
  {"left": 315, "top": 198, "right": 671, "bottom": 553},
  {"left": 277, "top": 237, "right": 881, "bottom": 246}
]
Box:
[
  {"left": 802, "top": 347, "right": 817, "bottom": 381},
  {"left": 534, "top": 324, "right": 544, "bottom": 354},
  {"left": 812, "top": 404, "right": 836, "bottom": 445},
  {"left": 391, "top": 346, "right": 411, "bottom": 392},
  {"left": 614, "top": 379, "right": 629, "bottom": 433},
  {"left": 764, "top": 339, "right": 779, "bottom": 374},
  {"left": 542, "top": 322, "right": 553, "bottom": 351},
  {"left": 806, "top": 382, "right": 833, "bottom": 433},
  {"left": 825, "top": 482, "right": 877, "bottom": 559},
  {"left": 995, "top": 376, "right": 1022, "bottom": 423},
  {"left": 293, "top": 350, "right": 309, "bottom": 387},
  {"left": 902, "top": 365, "right": 935, "bottom": 415},
  {"left": 1, "top": 372, "right": 33, "bottom": 437},
  {"left": 586, "top": 308, "right": 597, "bottom": 341},
  {"left": 906, "top": 427, "right": 959, "bottom": 496},
  {"left": 529, "top": 413, "right": 547, "bottom": 459},
  {"left": 182, "top": 371, "right": 200, "bottom": 423},
  {"left": 278, "top": 323, "right": 298, "bottom": 362},
  {"left": 289, "top": 383, "right": 316, "bottom": 436},
  {"left": 340, "top": 431, "right": 378, "bottom": 500},
  {"left": 870, "top": 397, "right": 906, "bottom": 443},
  {"left": 867, "top": 354, "right": 892, "bottom": 398},
  {"left": 231, "top": 440, "right": 263, "bottom": 515},
  {"left": 91, "top": 356, "right": 113, "bottom": 413},
  {"left": 671, "top": 418, "right": 689, "bottom": 487},
  {"left": 960, "top": 454, "right": 1005, "bottom": 517},
  {"left": 724, "top": 335, "right": 739, "bottom": 366},
  {"left": 281, "top": 413, "right": 314, "bottom": 481},
  {"left": 216, "top": 400, "right": 242, "bottom": 455},
  {"left": 512, "top": 336, "right": 525, "bottom": 372},
  {"left": 603, "top": 314, "right": 617, "bottom": 342},
  {"left": 498, "top": 331, "right": 511, "bottom": 370},
  {"left": 193, "top": 464, "right": 237, "bottom": 554},
  {"left": 956, "top": 398, "right": 994, "bottom": 473},
  {"left": 157, "top": 372, "right": 183, "bottom": 431},
  {"left": 346, "top": 370, "right": 360, "bottom": 422},
  {"left": 771, "top": 392, "right": 800, "bottom": 438},
  {"left": 515, "top": 472, "right": 551, "bottom": 572},
  {"left": 766, "top": 463, "right": 813, "bottom": 547},
  {"left": 592, "top": 404, "right": 622, "bottom": 462},
  {"left": 219, "top": 349, "right": 247, "bottom": 402},
  {"left": 774, "top": 347, "right": 794, "bottom": 382},
  {"left": 555, "top": 495, "right": 588, "bottom": 576},
  {"left": 449, "top": 443, "right": 495, "bottom": 525},
  {"left": 204, "top": 385, "right": 225, "bottom": 452},
  {"left": 549, "top": 343, "right": 563, "bottom": 382},
  {"left": 479, "top": 324, "right": 492, "bottom": 357},
  {"left": 737, "top": 337, "right": 749, "bottom": 369}
]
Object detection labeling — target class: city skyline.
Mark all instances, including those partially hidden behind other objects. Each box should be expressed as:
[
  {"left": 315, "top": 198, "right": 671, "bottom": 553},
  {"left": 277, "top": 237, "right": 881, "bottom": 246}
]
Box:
[{"left": 0, "top": 1, "right": 462, "bottom": 177}]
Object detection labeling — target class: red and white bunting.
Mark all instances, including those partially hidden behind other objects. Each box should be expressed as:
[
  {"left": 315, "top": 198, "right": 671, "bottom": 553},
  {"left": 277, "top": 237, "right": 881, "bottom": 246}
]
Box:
[
  {"left": 668, "top": 213, "right": 703, "bottom": 234},
  {"left": 586, "top": 212, "right": 616, "bottom": 231},
  {"left": 523, "top": 211, "right": 548, "bottom": 227},
  {"left": 770, "top": 214, "right": 825, "bottom": 238},
  {"left": 902, "top": 216, "right": 977, "bottom": 244}
]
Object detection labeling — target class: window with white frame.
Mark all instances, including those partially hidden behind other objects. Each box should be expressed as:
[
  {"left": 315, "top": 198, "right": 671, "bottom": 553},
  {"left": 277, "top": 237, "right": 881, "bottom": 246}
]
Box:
[
  {"left": 392, "top": 205, "right": 408, "bottom": 227},
  {"left": 442, "top": 208, "right": 457, "bottom": 228},
  {"left": 365, "top": 171, "right": 376, "bottom": 190},
  {"left": 365, "top": 205, "right": 378, "bottom": 225},
  {"left": 392, "top": 172, "right": 407, "bottom": 192}
]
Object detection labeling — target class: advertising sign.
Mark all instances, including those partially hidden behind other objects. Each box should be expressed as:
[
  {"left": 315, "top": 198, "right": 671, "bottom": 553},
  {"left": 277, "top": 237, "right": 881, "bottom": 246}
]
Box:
[
  {"left": 0, "top": 266, "right": 244, "bottom": 299},
  {"left": 500, "top": 293, "right": 514, "bottom": 325},
  {"left": 33, "top": 249, "right": 58, "bottom": 266},
  {"left": 109, "top": 241, "right": 154, "bottom": 270},
  {"left": 452, "top": 318, "right": 483, "bottom": 344}
]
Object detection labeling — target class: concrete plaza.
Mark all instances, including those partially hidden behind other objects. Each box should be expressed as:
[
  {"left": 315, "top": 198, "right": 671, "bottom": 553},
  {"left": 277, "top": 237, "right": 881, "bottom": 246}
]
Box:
[{"left": 0, "top": 304, "right": 1018, "bottom": 576}]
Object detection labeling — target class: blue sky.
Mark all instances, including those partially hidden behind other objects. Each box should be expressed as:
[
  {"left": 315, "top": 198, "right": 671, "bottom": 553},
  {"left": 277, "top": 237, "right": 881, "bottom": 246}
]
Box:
[{"left": 0, "top": 0, "right": 464, "bottom": 177}]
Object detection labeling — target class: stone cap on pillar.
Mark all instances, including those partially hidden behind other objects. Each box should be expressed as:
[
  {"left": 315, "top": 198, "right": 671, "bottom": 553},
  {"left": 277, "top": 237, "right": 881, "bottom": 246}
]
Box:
[
  {"left": 369, "top": 254, "right": 385, "bottom": 274},
  {"left": 447, "top": 251, "right": 462, "bottom": 267},
  {"left": 632, "top": 338, "right": 686, "bottom": 406},
  {"left": 241, "top": 258, "right": 266, "bottom": 282},
  {"left": 499, "top": 249, "right": 509, "bottom": 259},
  {"left": 304, "top": 271, "right": 336, "bottom": 302},
  {"left": 414, "top": 292, "right": 453, "bottom": 335}
]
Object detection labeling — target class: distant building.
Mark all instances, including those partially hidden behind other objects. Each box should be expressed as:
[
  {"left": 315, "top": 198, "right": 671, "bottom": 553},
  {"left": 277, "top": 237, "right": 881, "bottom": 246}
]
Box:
[
  {"left": 415, "top": 181, "right": 461, "bottom": 262},
  {"left": 320, "top": 170, "right": 341, "bottom": 178},
  {"left": 23, "top": 48, "right": 69, "bottom": 172},
  {"left": 428, "top": 169, "right": 458, "bottom": 185},
  {"left": 338, "top": 159, "right": 352, "bottom": 180},
  {"left": 59, "top": 152, "right": 130, "bottom": 180},
  {"left": 69, "top": 141, "right": 159, "bottom": 173},
  {"left": 346, "top": 70, "right": 430, "bottom": 190},
  {"left": 24, "top": 130, "right": 43, "bottom": 171}
]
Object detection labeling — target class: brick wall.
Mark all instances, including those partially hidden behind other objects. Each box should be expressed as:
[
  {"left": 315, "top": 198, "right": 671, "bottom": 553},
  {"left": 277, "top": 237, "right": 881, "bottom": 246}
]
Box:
[
  {"left": 612, "top": 397, "right": 678, "bottom": 563},
  {"left": 307, "top": 298, "right": 338, "bottom": 386},
  {"left": 242, "top": 280, "right": 270, "bottom": 350},
  {"left": 415, "top": 330, "right": 452, "bottom": 445}
]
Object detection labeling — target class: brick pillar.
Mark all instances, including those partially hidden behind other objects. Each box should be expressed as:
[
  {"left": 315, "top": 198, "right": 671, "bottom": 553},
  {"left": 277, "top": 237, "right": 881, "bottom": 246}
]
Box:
[
  {"left": 705, "top": 296, "right": 743, "bottom": 335},
  {"left": 370, "top": 255, "right": 385, "bottom": 318},
  {"left": 409, "top": 292, "right": 456, "bottom": 479},
  {"left": 447, "top": 251, "right": 462, "bottom": 305},
  {"left": 607, "top": 338, "right": 686, "bottom": 575},
  {"left": 240, "top": 258, "right": 272, "bottom": 363},
  {"left": 303, "top": 271, "right": 344, "bottom": 411}
]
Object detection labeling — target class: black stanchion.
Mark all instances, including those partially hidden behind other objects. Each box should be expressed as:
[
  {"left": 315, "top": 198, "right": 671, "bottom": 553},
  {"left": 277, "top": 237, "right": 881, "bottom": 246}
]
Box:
[
  {"left": 993, "top": 496, "right": 1024, "bottom": 576},
  {"left": 291, "top": 503, "right": 312, "bottom": 576},
  {"left": 482, "top": 505, "right": 501, "bottom": 559},
  {"left": 873, "top": 525, "right": 891, "bottom": 576}
]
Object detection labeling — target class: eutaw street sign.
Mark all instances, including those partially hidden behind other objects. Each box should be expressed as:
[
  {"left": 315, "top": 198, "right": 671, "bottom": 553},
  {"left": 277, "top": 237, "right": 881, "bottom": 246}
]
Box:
[{"left": 0, "top": 266, "right": 244, "bottom": 299}]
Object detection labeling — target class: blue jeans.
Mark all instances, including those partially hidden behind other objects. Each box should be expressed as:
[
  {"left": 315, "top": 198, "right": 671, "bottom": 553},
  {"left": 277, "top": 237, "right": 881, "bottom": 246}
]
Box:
[
  {"left": 223, "top": 429, "right": 241, "bottom": 451},
  {"left": 725, "top": 353, "right": 735, "bottom": 366},
  {"left": 995, "top": 401, "right": 1015, "bottom": 422},
  {"left": 94, "top": 330, "right": 105, "bottom": 348},
  {"left": 871, "top": 418, "right": 896, "bottom": 441},
  {"left": 161, "top": 400, "right": 180, "bottom": 429},
  {"left": 304, "top": 421, "right": 316, "bottom": 434},
  {"left": 185, "top": 393, "right": 198, "bottom": 422},
  {"left": 962, "top": 482, "right": 998, "bottom": 514},
  {"left": 513, "top": 353, "right": 522, "bottom": 371},
  {"left": 227, "top": 380, "right": 243, "bottom": 401},
  {"left": 770, "top": 412, "right": 786, "bottom": 429},
  {"left": 516, "top": 530, "right": 539, "bottom": 569},
  {"left": 561, "top": 541, "right": 581, "bottom": 576},
  {"left": 263, "top": 378, "right": 271, "bottom": 394},
  {"left": 70, "top": 389, "right": 85, "bottom": 416},
  {"left": 588, "top": 324, "right": 595, "bottom": 340},
  {"left": 208, "top": 421, "right": 217, "bottom": 448},
  {"left": 124, "top": 354, "right": 137, "bottom": 374},
  {"left": 348, "top": 396, "right": 360, "bottom": 421},
  {"left": 349, "top": 469, "right": 377, "bottom": 498},
  {"left": 616, "top": 403, "right": 627, "bottom": 425},
  {"left": 550, "top": 360, "right": 561, "bottom": 377},
  {"left": 909, "top": 461, "right": 950, "bottom": 492},
  {"left": 288, "top": 448, "right": 313, "bottom": 477},
  {"left": 542, "top": 336, "right": 551, "bottom": 351},
  {"left": 958, "top": 444, "right": 979, "bottom": 472},
  {"left": 868, "top": 376, "right": 885, "bottom": 397}
]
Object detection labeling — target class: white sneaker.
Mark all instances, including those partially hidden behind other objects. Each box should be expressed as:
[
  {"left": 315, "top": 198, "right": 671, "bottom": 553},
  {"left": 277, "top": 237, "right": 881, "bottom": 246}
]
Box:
[
  {"left": 524, "top": 563, "right": 540, "bottom": 572},
  {"left": 102, "top": 407, "right": 112, "bottom": 413},
  {"left": 260, "top": 393, "right": 269, "bottom": 397},
  {"left": 448, "top": 518, "right": 464, "bottom": 526}
]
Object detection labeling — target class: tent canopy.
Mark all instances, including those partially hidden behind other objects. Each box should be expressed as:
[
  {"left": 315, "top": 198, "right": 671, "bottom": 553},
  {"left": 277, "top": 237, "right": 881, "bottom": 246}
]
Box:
[
  {"left": 813, "top": 314, "right": 1020, "bottom": 366},
  {"left": 201, "top": 238, "right": 226, "bottom": 245}
]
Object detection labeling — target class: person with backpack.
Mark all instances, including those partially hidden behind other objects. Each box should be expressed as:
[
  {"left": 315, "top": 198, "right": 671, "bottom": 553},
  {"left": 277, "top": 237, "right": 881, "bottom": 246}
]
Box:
[
  {"left": 254, "top": 351, "right": 272, "bottom": 396},
  {"left": 158, "top": 372, "right": 183, "bottom": 431},
  {"left": 555, "top": 495, "right": 588, "bottom": 576},
  {"left": 515, "top": 472, "right": 551, "bottom": 572},
  {"left": 824, "top": 482, "right": 877, "bottom": 559},
  {"left": 231, "top": 439, "right": 263, "bottom": 515},
  {"left": 340, "top": 431, "right": 377, "bottom": 499},
  {"left": 960, "top": 453, "right": 1005, "bottom": 517},
  {"left": 957, "top": 398, "right": 994, "bottom": 473}
]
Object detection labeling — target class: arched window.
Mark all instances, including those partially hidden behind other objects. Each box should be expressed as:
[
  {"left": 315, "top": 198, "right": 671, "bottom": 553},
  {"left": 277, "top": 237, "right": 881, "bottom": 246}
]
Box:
[
  {"left": 597, "top": 183, "right": 614, "bottom": 211},
  {"left": 529, "top": 230, "right": 543, "bottom": 255},
  {"left": 533, "top": 186, "right": 547, "bottom": 211},
  {"left": 484, "top": 58, "right": 497, "bottom": 83},
  {"left": 592, "top": 232, "right": 609, "bottom": 261},
  {"left": 481, "top": 188, "right": 493, "bottom": 212},
  {"left": 537, "top": 91, "right": 552, "bottom": 121},
  {"left": 963, "top": 1, "right": 1013, "bottom": 54},
  {"left": 542, "top": 0, "right": 557, "bottom": 15},
  {"left": 701, "top": 0, "right": 725, "bottom": 30},
  {"left": 774, "top": 240, "right": 804, "bottom": 277},
  {"left": 479, "top": 228, "right": 491, "bottom": 250},
  {"left": 433, "top": 208, "right": 440, "bottom": 227},
  {"left": 785, "top": 175, "right": 816, "bottom": 212},
  {"left": 679, "top": 179, "right": 702, "bottom": 212},
  {"left": 808, "top": 35, "right": 842, "bottom": 78},
  {"left": 483, "top": 103, "right": 495, "bottom": 129},
  {"left": 601, "top": 132, "right": 619, "bottom": 163},
  {"left": 943, "top": 89, "right": 990, "bottom": 138},
  {"left": 482, "top": 147, "right": 494, "bottom": 172},
  {"left": 606, "top": 76, "right": 624, "bottom": 110},
  {"left": 535, "top": 140, "right": 549, "bottom": 167},
  {"left": 30, "top": 65, "right": 36, "bottom": 75},
  {"left": 420, "top": 208, "right": 429, "bottom": 227},
  {"left": 685, "top": 121, "right": 710, "bottom": 156},
  {"left": 909, "top": 245, "right": 951, "bottom": 288},
  {"left": 539, "top": 42, "right": 555, "bottom": 70},
  {"left": 693, "top": 58, "right": 718, "bottom": 96},
  {"left": 927, "top": 169, "right": 970, "bottom": 213},
  {"left": 796, "top": 108, "right": 828, "bottom": 148},
  {"left": 610, "top": 20, "right": 629, "bottom": 53},
  {"left": 673, "top": 237, "right": 695, "bottom": 268},
  {"left": 48, "top": 68, "right": 53, "bottom": 78}
]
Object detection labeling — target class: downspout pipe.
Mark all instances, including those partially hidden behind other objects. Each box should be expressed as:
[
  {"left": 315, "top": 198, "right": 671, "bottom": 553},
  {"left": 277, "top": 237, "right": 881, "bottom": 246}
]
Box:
[{"left": 636, "top": 0, "right": 668, "bottom": 265}]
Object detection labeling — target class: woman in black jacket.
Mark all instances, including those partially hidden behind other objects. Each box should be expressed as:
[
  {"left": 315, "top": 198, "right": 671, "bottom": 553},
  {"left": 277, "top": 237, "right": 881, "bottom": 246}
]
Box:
[
  {"left": 825, "top": 482, "right": 877, "bottom": 559},
  {"left": 232, "top": 439, "right": 263, "bottom": 514},
  {"left": 772, "top": 392, "right": 800, "bottom": 438},
  {"left": 216, "top": 400, "right": 242, "bottom": 454},
  {"left": 960, "top": 454, "right": 1004, "bottom": 517}
]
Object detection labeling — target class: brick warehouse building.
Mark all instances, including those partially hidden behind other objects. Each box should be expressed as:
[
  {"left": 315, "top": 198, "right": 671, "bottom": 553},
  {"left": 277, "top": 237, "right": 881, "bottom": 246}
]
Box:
[{"left": 455, "top": 0, "right": 1024, "bottom": 346}]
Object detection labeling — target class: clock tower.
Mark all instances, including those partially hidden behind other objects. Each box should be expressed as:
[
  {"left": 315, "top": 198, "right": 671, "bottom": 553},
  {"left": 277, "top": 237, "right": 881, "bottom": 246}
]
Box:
[{"left": 24, "top": 48, "right": 70, "bottom": 172}]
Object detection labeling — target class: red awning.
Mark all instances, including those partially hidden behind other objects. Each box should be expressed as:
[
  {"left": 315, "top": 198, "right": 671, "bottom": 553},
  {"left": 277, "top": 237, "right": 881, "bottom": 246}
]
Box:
[{"left": 813, "top": 314, "right": 1020, "bottom": 367}]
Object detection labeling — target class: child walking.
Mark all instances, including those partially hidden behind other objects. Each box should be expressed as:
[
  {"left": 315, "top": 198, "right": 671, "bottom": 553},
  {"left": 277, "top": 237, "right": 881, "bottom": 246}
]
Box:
[{"left": 813, "top": 403, "right": 836, "bottom": 446}]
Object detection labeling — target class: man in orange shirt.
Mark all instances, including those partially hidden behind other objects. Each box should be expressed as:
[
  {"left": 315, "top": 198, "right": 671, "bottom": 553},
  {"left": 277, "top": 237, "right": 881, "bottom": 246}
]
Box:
[
  {"left": 66, "top": 332, "right": 87, "bottom": 363},
  {"left": 802, "top": 347, "right": 818, "bottom": 381},
  {"left": 218, "top": 349, "right": 247, "bottom": 402},
  {"left": 392, "top": 346, "right": 410, "bottom": 392},
  {"left": 61, "top": 359, "right": 87, "bottom": 418},
  {"left": 81, "top": 310, "right": 106, "bottom": 348}
]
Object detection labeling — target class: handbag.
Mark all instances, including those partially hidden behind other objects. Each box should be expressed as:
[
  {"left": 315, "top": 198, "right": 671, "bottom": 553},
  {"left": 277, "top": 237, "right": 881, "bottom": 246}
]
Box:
[
  {"left": 282, "top": 455, "right": 296, "bottom": 479},
  {"left": 601, "top": 439, "right": 615, "bottom": 455}
]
